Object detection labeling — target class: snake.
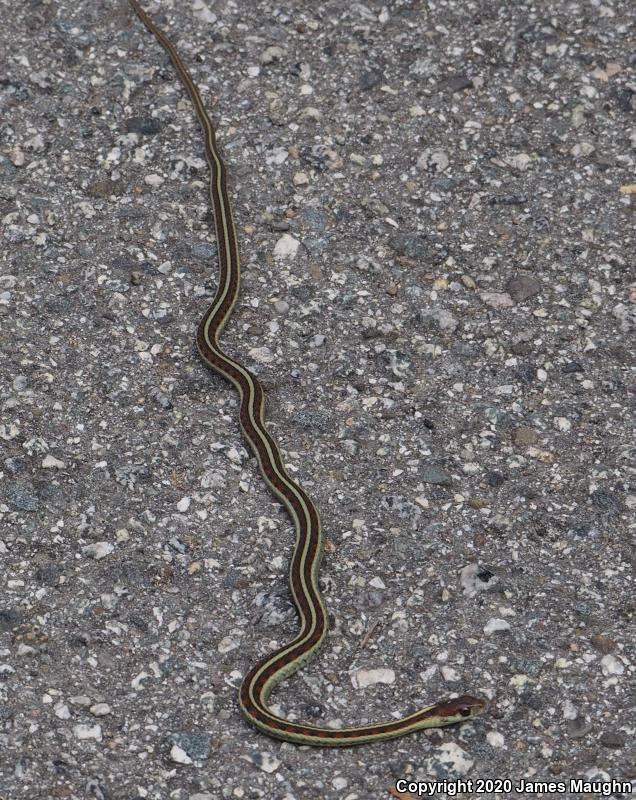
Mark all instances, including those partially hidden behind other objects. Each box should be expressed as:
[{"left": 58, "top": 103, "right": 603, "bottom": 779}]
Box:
[{"left": 128, "top": 0, "right": 485, "bottom": 746}]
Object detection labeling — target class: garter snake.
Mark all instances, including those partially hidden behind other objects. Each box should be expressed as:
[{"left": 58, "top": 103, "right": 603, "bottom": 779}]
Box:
[{"left": 128, "top": 0, "right": 485, "bottom": 746}]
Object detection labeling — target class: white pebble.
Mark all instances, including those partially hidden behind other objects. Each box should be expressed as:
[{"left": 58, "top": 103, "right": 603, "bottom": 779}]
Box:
[
  {"left": 487, "top": 730, "right": 505, "bottom": 748},
  {"left": 600, "top": 654, "right": 624, "bottom": 676},
  {"left": 480, "top": 291, "right": 514, "bottom": 308},
  {"left": 217, "top": 637, "right": 238, "bottom": 654},
  {"left": 144, "top": 173, "right": 164, "bottom": 186},
  {"left": 441, "top": 666, "right": 460, "bottom": 682},
  {"left": 90, "top": 703, "right": 111, "bottom": 717},
  {"left": 424, "top": 742, "right": 474, "bottom": 777},
  {"left": 54, "top": 703, "right": 71, "bottom": 720},
  {"left": 70, "top": 695, "right": 92, "bottom": 707},
  {"left": 484, "top": 618, "right": 511, "bottom": 634},
  {"left": 351, "top": 668, "right": 395, "bottom": 689},
  {"left": 170, "top": 744, "right": 192, "bottom": 765},
  {"left": 42, "top": 454, "right": 65, "bottom": 469},
  {"left": 273, "top": 233, "right": 300, "bottom": 259},
  {"left": 177, "top": 496, "right": 191, "bottom": 512},
  {"left": 74, "top": 723, "right": 102, "bottom": 741},
  {"left": 82, "top": 542, "right": 114, "bottom": 560}
]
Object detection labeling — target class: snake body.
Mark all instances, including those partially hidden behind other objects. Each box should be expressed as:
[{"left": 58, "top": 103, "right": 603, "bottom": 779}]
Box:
[{"left": 129, "top": 0, "right": 485, "bottom": 745}]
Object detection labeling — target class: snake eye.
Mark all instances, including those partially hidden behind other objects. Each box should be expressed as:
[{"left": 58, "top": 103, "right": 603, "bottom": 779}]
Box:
[{"left": 459, "top": 707, "right": 471, "bottom": 717}]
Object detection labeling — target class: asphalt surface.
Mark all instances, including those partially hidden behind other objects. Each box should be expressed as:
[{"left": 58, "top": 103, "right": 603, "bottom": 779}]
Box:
[{"left": 1, "top": 1, "right": 635, "bottom": 799}]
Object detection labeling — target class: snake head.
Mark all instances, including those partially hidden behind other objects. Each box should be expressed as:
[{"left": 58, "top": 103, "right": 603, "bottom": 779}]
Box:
[{"left": 434, "top": 694, "right": 486, "bottom": 721}]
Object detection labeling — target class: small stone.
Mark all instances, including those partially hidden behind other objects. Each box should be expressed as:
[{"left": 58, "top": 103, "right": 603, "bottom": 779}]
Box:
[
  {"left": 351, "top": 668, "right": 395, "bottom": 689},
  {"left": 42, "top": 454, "right": 66, "bottom": 469},
  {"left": 484, "top": 618, "right": 511, "bottom": 634},
  {"left": 70, "top": 695, "right": 92, "bottom": 707},
  {"left": 460, "top": 565, "right": 499, "bottom": 598},
  {"left": 591, "top": 489, "right": 621, "bottom": 515},
  {"left": 512, "top": 426, "right": 538, "bottom": 446},
  {"left": 599, "top": 732, "right": 626, "bottom": 748},
  {"left": 563, "top": 361, "right": 584, "bottom": 374},
  {"left": 480, "top": 291, "right": 514, "bottom": 309},
  {"left": 506, "top": 273, "right": 541, "bottom": 303},
  {"left": 54, "top": 703, "right": 71, "bottom": 719},
  {"left": 218, "top": 637, "right": 238, "bottom": 654},
  {"left": 125, "top": 116, "right": 162, "bottom": 136},
  {"left": 170, "top": 744, "right": 192, "bottom": 765},
  {"left": 416, "top": 308, "right": 459, "bottom": 333},
  {"left": 421, "top": 465, "right": 452, "bottom": 485},
  {"left": 389, "top": 233, "right": 426, "bottom": 259},
  {"left": 144, "top": 173, "right": 164, "bottom": 187},
  {"left": 273, "top": 233, "right": 300, "bottom": 259},
  {"left": 87, "top": 179, "right": 119, "bottom": 199},
  {"left": 273, "top": 299, "right": 289, "bottom": 314},
  {"left": 600, "top": 654, "right": 624, "bottom": 676},
  {"left": 73, "top": 723, "right": 102, "bottom": 741},
  {"left": 571, "top": 142, "right": 595, "bottom": 157},
  {"left": 440, "top": 666, "right": 460, "bottom": 682},
  {"left": 82, "top": 542, "right": 114, "bottom": 560},
  {"left": 170, "top": 731, "right": 211, "bottom": 762},
  {"left": 567, "top": 717, "right": 591, "bottom": 738},
  {"left": 89, "top": 703, "right": 111, "bottom": 717},
  {"left": 360, "top": 69, "right": 382, "bottom": 91},
  {"left": 260, "top": 46, "right": 284, "bottom": 65},
  {"left": 417, "top": 149, "right": 449, "bottom": 173},
  {"left": 424, "top": 743, "right": 474, "bottom": 779},
  {"left": 439, "top": 75, "right": 473, "bottom": 93},
  {"left": 191, "top": 242, "right": 217, "bottom": 261},
  {"left": 176, "top": 496, "right": 191, "bottom": 512},
  {"left": 590, "top": 634, "right": 616, "bottom": 654},
  {"left": 487, "top": 731, "right": 505, "bottom": 748},
  {"left": 247, "top": 750, "right": 281, "bottom": 773},
  {"left": 487, "top": 471, "right": 506, "bottom": 487},
  {"left": 200, "top": 691, "right": 216, "bottom": 712},
  {"left": 382, "top": 495, "right": 422, "bottom": 528},
  {"left": 9, "top": 147, "right": 25, "bottom": 166},
  {"left": 505, "top": 153, "right": 531, "bottom": 171},
  {"left": 7, "top": 483, "right": 39, "bottom": 512}
]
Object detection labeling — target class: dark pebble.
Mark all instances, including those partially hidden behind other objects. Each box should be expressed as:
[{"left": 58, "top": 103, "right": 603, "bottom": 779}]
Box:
[
  {"left": 487, "top": 471, "right": 506, "bottom": 487},
  {"left": 599, "top": 732, "right": 626, "bottom": 749},
  {"left": 567, "top": 717, "right": 591, "bottom": 738},
  {"left": 506, "top": 273, "right": 541, "bottom": 303},
  {"left": 562, "top": 361, "right": 585, "bottom": 374},
  {"left": 169, "top": 731, "right": 211, "bottom": 761},
  {"left": 591, "top": 489, "right": 621, "bottom": 515},
  {"left": 191, "top": 242, "right": 218, "bottom": 262},
  {"left": 360, "top": 69, "right": 382, "bottom": 90},
  {"left": 420, "top": 465, "right": 452, "bottom": 485},
  {"left": 125, "top": 116, "right": 163, "bottom": 136},
  {"left": 389, "top": 233, "right": 427, "bottom": 259},
  {"left": 7, "top": 482, "right": 40, "bottom": 512},
  {"left": 438, "top": 75, "right": 473, "bottom": 92}
]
